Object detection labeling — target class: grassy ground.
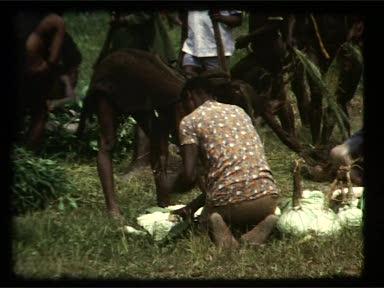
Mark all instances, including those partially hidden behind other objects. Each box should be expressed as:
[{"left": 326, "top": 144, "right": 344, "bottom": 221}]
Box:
[{"left": 12, "top": 11, "right": 364, "bottom": 280}]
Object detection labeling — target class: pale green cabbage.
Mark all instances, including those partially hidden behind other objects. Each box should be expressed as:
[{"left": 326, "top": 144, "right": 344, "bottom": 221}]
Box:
[
  {"left": 277, "top": 206, "right": 342, "bottom": 236},
  {"left": 337, "top": 205, "right": 363, "bottom": 227},
  {"left": 137, "top": 211, "right": 182, "bottom": 242},
  {"left": 132, "top": 204, "right": 203, "bottom": 242},
  {"left": 277, "top": 190, "right": 342, "bottom": 236},
  {"left": 124, "top": 225, "right": 148, "bottom": 236}
]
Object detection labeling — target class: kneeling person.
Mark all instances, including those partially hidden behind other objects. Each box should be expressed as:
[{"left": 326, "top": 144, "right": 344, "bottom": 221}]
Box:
[{"left": 172, "top": 77, "right": 280, "bottom": 249}]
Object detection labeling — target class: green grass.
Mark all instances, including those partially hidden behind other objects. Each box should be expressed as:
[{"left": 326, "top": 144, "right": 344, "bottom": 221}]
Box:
[
  {"left": 12, "top": 11, "right": 364, "bottom": 279},
  {"left": 13, "top": 139, "right": 364, "bottom": 279}
]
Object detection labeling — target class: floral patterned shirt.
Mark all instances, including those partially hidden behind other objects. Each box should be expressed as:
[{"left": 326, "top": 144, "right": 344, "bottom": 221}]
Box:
[{"left": 179, "top": 100, "right": 279, "bottom": 207}]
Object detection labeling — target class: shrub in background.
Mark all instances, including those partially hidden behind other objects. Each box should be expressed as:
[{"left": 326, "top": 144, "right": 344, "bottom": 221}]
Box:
[{"left": 11, "top": 146, "right": 78, "bottom": 215}]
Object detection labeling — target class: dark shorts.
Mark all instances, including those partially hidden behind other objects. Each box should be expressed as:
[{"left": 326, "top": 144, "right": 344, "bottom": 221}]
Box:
[
  {"left": 199, "top": 193, "right": 279, "bottom": 232},
  {"left": 182, "top": 52, "right": 229, "bottom": 71}
]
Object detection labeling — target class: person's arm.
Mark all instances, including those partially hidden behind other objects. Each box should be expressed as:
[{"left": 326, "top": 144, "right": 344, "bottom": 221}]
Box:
[
  {"left": 167, "top": 143, "right": 199, "bottom": 193},
  {"left": 181, "top": 143, "right": 198, "bottom": 184},
  {"left": 170, "top": 143, "right": 207, "bottom": 220},
  {"left": 46, "top": 74, "right": 77, "bottom": 111},
  {"left": 210, "top": 11, "right": 242, "bottom": 28},
  {"left": 235, "top": 19, "right": 282, "bottom": 49},
  {"left": 34, "top": 14, "right": 66, "bottom": 67},
  {"left": 174, "top": 193, "right": 206, "bottom": 221}
]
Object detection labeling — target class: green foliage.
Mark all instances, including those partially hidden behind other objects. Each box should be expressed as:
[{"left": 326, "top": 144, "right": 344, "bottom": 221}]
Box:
[
  {"left": 114, "top": 116, "right": 136, "bottom": 159},
  {"left": 12, "top": 120, "right": 364, "bottom": 279},
  {"left": 11, "top": 147, "right": 78, "bottom": 215},
  {"left": 64, "top": 12, "right": 109, "bottom": 101},
  {"left": 292, "top": 42, "right": 363, "bottom": 141},
  {"left": 12, "top": 11, "right": 364, "bottom": 279},
  {"left": 36, "top": 12, "right": 136, "bottom": 161}
]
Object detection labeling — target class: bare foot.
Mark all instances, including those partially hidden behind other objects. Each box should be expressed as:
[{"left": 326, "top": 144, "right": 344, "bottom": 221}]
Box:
[
  {"left": 108, "top": 208, "right": 125, "bottom": 222},
  {"left": 209, "top": 212, "right": 239, "bottom": 249},
  {"left": 240, "top": 214, "right": 278, "bottom": 246}
]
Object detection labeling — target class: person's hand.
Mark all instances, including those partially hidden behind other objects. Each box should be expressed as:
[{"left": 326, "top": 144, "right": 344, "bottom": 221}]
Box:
[
  {"left": 209, "top": 10, "right": 223, "bottom": 22},
  {"left": 235, "top": 35, "right": 250, "bottom": 49},
  {"left": 172, "top": 205, "right": 193, "bottom": 222},
  {"left": 28, "top": 59, "right": 50, "bottom": 75}
]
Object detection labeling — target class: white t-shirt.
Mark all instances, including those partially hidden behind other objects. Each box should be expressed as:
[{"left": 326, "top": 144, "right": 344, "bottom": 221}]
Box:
[{"left": 182, "top": 10, "right": 242, "bottom": 58}]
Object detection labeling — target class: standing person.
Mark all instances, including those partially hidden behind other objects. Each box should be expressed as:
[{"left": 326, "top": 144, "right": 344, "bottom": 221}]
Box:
[
  {"left": 46, "top": 32, "right": 82, "bottom": 112},
  {"left": 293, "top": 14, "right": 364, "bottom": 143},
  {"left": 170, "top": 77, "right": 279, "bottom": 249},
  {"left": 95, "top": 11, "right": 178, "bottom": 170},
  {"left": 15, "top": 11, "right": 82, "bottom": 150},
  {"left": 14, "top": 11, "right": 82, "bottom": 151},
  {"left": 96, "top": 11, "right": 177, "bottom": 65},
  {"left": 232, "top": 13, "right": 297, "bottom": 138},
  {"left": 180, "top": 10, "right": 242, "bottom": 77}
]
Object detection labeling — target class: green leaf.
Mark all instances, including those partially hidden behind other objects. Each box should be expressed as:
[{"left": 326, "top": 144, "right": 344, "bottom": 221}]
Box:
[{"left": 58, "top": 198, "right": 65, "bottom": 211}]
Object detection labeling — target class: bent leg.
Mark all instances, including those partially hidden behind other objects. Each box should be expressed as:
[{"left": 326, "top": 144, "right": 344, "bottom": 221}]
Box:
[
  {"left": 27, "top": 103, "right": 48, "bottom": 151},
  {"left": 336, "top": 56, "right": 363, "bottom": 137},
  {"left": 208, "top": 212, "right": 239, "bottom": 249},
  {"left": 240, "top": 214, "right": 279, "bottom": 246},
  {"left": 200, "top": 192, "right": 279, "bottom": 247}
]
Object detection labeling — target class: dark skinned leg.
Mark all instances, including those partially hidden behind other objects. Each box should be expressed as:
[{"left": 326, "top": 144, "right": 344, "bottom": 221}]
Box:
[
  {"left": 302, "top": 47, "right": 325, "bottom": 144},
  {"left": 208, "top": 212, "right": 239, "bottom": 249},
  {"left": 26, "top": 75, "right": 52, "bottom": 152},
  {"left": 307, "top": 75, "right": 323, "bottom": 145},
  {"left": 27, "top": 102, "right": 48, "bottom": 151},
  {"left": 96, "top": 95, "right": 120, "bottom": 217},
  {"left": 126, "top": 124, "right": 151, "bottom": 172},
  {"left": 320, "top": 48, "right": 362, "bottom": 143},
  {"left": 336, "top": 56, "right": 363, "bottom": 137},
  {"left": 123, "top": 112, "right": 153, "bottom": 177},
  {"left": 320, "top": 108, "right": 335, "bottom": 145},
  {"left": 149, "top": 112, "right": 171, "bottom": 207}
]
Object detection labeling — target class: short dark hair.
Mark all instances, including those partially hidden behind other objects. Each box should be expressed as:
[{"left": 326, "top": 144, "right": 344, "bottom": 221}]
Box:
[{"left": 180, "top": 76, "right": 213, "bottom": 101}]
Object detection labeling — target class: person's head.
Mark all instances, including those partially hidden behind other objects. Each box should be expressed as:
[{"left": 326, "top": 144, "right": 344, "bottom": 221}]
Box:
[{"left": 180, "top": 76, "right": 213, "bottom": 114}]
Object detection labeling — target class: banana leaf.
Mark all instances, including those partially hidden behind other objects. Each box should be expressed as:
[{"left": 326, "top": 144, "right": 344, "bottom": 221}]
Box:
[{"left": 292, "top": 42, "right": 363, "bottom": 140}]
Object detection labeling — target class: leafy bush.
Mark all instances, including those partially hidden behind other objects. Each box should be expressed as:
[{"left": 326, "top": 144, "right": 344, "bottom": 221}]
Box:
[
  {"left": 11, "top": 146, "right": 78, "bottom": 214},
  {"left": 41, "top": 108, "right": 80, "bottom": 157},
  {"left": 40, "top": 103, "right": 136, "bottom": 162},
  {"left": 114, "top": 116, "right": 136, "bottom": 159}
]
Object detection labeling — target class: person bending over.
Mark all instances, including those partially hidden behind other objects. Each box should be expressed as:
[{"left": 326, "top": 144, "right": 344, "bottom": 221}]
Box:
[{"left": 171, "top": 77, "right": 280, "bottom": 249}]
